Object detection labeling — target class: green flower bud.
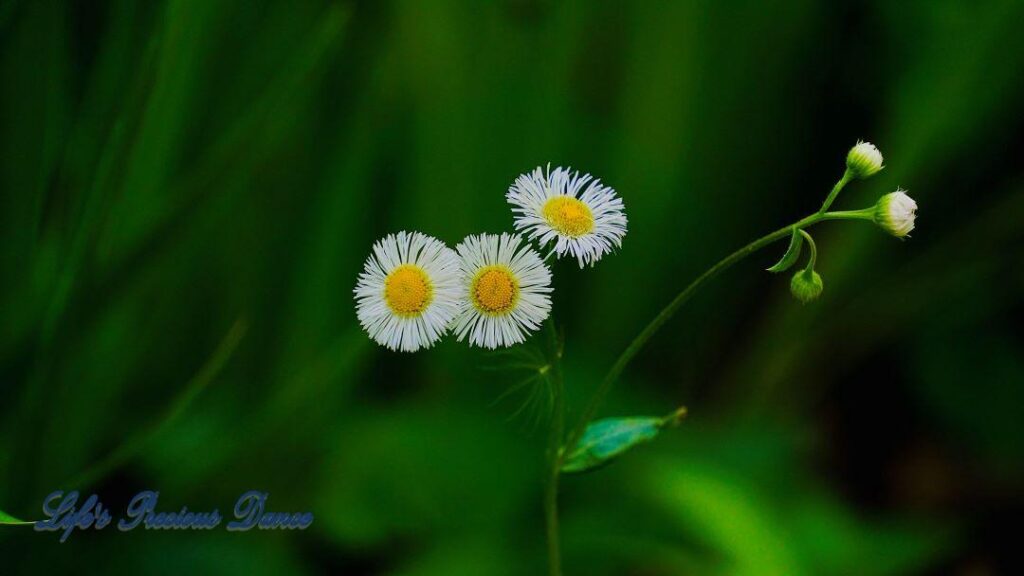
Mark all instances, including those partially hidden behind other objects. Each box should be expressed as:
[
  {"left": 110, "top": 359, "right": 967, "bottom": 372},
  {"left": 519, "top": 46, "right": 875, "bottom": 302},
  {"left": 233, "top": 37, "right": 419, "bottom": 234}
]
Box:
[
  {"left": 846, "top": 140, "right": 884, "bottom": 179},
  {"left": 790, "top": 269, "right": 823, "bottom": 303},
  {"left": 873, "top": 189, "right": 917, "bottom": 237}
]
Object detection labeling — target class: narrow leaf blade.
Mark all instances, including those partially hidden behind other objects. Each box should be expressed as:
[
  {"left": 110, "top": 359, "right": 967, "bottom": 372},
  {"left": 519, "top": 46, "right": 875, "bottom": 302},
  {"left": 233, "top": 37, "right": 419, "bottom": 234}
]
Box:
[
  {"left": 0, "top": 508, "right": 32, "bottom": 525},
  {"left": 766, "top": 228, "right": 803, "bottom": 273}
]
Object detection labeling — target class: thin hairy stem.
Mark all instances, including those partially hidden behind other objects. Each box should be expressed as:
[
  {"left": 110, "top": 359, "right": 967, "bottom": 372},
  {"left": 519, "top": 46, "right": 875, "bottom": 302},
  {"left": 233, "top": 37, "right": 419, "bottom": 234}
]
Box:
[
  {"left": 821, "top": 207, "right": 875, "bottom": 222},
  {"left": 544, "top": 321, "right": 565, "bottom": 576},
  {"left": 558, "top": 209, "right": 873, "bottom": 467},
  {"left": 819, "top": 169, "right": 853, "bottom": 213},
  {"left": 543, "top": 208, "right": 877, "bottom": 573},
  {"left": 798, "top": 229, "right": 817, "bottom": 271}
]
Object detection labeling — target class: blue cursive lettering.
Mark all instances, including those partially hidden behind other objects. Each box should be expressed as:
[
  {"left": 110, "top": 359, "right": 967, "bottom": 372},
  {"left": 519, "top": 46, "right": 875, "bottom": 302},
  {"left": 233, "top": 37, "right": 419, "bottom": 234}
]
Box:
[
  {"left": 34, "top": 490, "right": 111, "bottom": 542},
  {"left": 119, "top": 491, "right": 221, "bottom": 531},
  {"left": 227, "top": 491, "right": 313, "bottom": 531}
]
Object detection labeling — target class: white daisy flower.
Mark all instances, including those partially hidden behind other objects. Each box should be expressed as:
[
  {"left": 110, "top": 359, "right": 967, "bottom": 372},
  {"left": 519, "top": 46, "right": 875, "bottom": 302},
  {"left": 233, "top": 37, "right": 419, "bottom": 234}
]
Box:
[
  {"left": 506, "top": 165, "right": 627, "bottom": 268},
  {"left": 452, "top": 233, "right": 553, "bottom": 349},
  {"left": 354, "top": 231, "right": 461, "bottom": 352}
]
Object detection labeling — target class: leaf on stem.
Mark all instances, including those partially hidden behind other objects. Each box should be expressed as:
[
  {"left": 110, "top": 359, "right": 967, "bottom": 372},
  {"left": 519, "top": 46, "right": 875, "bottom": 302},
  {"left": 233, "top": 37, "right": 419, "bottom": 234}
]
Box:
[
  {"left": 766, "top": 228, "right": 803, "bottom": 273},
  {"left": 561, "top": 407, "right": 687, "bottom": 474}
]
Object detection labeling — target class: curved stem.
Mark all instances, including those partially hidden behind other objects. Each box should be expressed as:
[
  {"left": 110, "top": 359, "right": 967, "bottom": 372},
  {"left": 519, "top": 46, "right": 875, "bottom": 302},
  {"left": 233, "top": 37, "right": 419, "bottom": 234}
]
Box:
[
  {"left": 559, "top": 209, "right": 870, "bottom": 463},
  {"left": 798, "top": 229, "right": 817, "bottom": 271},
  {"left": 543, "top": 208, "right": 877, "bottom": 573}
]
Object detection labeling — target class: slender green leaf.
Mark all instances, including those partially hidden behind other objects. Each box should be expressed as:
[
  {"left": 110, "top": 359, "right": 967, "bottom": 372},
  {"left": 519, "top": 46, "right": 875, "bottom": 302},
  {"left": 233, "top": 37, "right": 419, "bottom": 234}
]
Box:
[
  {"left": 561, "top": 408, "right": 686, "bottom": 474},
  {"left": 766, "top": 228, "right": 803, "bottom": 273},
  {"left": 0, "top": 508, "right": 32, "bottom": 525}
]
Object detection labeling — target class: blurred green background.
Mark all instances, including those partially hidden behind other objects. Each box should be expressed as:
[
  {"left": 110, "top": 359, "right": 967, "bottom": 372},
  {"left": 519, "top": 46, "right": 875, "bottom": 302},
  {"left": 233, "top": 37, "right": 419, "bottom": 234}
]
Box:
[{"left": 2, "top": 0, "right": 1024, "bottom": 573}]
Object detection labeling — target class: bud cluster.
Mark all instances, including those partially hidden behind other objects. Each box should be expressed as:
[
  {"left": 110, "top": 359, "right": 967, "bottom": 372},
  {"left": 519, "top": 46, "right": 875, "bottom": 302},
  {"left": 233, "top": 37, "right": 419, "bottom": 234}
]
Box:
[{"left": 773, "top": 141, "right": 920, "bottom": 305}]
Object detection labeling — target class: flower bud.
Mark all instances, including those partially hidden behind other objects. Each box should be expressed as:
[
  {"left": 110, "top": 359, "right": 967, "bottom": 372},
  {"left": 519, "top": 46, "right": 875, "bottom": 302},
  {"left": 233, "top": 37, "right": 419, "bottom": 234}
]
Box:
[
  {"left": 846, "top": 141, "right": 884, "bottom": 179},
  {"left": 790, "top": 269, "right": 823, "bottom": 303},
  {"left": 873, "top": 189, "right": 917, "bottom": 237}
]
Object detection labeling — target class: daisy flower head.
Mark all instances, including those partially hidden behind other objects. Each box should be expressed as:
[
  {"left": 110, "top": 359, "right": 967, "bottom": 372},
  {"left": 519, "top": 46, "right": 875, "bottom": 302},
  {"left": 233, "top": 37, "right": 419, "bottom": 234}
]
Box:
[
  {"left": 453, "top": 233, "right": 553, "bottom": 349},
  {"left": 354, "top": 231, "right": 461, "bottom": 352},
  {"left": 506, "top": 165, "right": 627, "bottom": 268}
]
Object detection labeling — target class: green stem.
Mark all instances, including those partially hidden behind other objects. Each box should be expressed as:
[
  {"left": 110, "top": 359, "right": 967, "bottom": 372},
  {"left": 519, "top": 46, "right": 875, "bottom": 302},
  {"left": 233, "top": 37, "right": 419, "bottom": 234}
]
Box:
[
  {"left": 558, "top": 209, "right": 870, "bottom": 466},
  {"left": 798, "top": 229, "right": 817, "bottom": 271},
  {"left": 819, "top": 169, "right": 853, "bottom": 214},
  {"left": 821, "top": 207, "right": 875, "bottom": 222},
  {"left": 545, "top": 321, "right": 565, "bottom": 576}
]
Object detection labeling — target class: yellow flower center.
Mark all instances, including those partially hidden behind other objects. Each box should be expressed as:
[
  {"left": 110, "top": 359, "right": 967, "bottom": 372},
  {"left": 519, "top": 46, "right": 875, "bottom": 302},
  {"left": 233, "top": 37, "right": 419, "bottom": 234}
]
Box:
[
  {"left": 471, "top": 266, "right": 519, "bottom": 315},
  {"left": 384, "top": 264, "right": 433, "bottom": 317},
  {"left": 542, "top": 196, "right": 594, "bottom": 237}
]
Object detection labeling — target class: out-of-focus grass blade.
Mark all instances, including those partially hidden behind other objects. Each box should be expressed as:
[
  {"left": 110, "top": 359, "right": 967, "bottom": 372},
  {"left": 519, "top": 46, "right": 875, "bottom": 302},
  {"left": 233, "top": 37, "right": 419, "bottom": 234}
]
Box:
[
  {"left": 0, "top": 0, "right": 70, "bottom": 254},
  {"left": 264, "top": 327, "right": 370, "bottom": 429},
  {"left": 648, "top": 459, "right": 806, "bottom": 575},
  {"left": 64, "top": 319, "right": 247, "bottom": 489},
  {"left": 0, "top": 2, "right": 161, "bottom": 370},
  {"left": 0, "top": 0, "right": 77, "bottom": 503},
  {"left": 8, "top": 4, "right": 351, "bottom": 434},
  {"left": 271, "top": 10, "right": 388, "bottom": 382},
  {"left": 83, "top": 3, "right": 350, "bottom": 326},
  {"left": 142, "top": 326, "right": 371, "bottom": 489},
  {"left": 0, "top": 0, "right": 71, "bottom": 352},
  {"left": 50, "top": 4, "right": 354, "bottom": 492}
]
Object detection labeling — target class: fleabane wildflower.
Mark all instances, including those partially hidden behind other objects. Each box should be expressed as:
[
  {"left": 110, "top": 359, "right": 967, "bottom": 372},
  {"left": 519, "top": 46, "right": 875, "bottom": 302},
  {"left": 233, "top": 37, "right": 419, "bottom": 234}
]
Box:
[
  {"left": 873, "top": 189, "right": 917, "bottom": 238},
  {"left": 507, "top": 165, "right": 627, "bottom": 267},
  {"left": 452, "top": 233, "right": 552, "bottom": 349},
  {"left": 354, "top": 231, "right": 461, "bottom": 352},
  {"left": 846, "top": 140, "right": 884, "bottom": 179}
]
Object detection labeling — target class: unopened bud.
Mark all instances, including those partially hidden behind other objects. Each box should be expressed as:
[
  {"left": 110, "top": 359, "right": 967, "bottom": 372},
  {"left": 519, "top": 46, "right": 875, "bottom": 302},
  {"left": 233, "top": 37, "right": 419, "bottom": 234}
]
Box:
[
  {"left": 846, "top": 141, "right": 884, "bottom": 179},
  {"left": 874, "top": 189, "right": 917, "bottom": 238},
  {"left": 790, "top": 269, "right": 823, "bottom": 303}
]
